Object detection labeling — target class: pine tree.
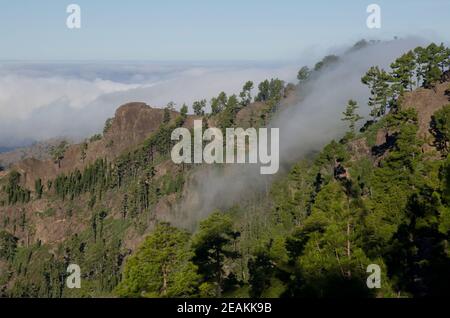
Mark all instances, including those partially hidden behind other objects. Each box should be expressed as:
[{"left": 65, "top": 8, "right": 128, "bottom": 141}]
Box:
[
  {"left": 50, "top": 141, "right": 68, "bottom": 169},
  {"left": 255, "top": 80, "right": 270, "bottom": 102},
  {"left": 239, "top": 81, "right": 254, "bottom": 107},
  {"left": 192, "top": 99, "right": 207, "bottom": 116},
  {"left": 341, "top": 100, "right": 363, "bottom": 133},
  {"left": 421, "top": 43, "right": 444, "bottom": 89},
  {"left": 80, "top": 141, "right": 88, "bottom": 163},
  {"left": 390, "top": 50, "right": 416, "bottom": 92},
  {"left": 286, "top": 182, "right": 376, "bottom": 297},
  {"left": 180, "top": 103, "right": 188, "bottom": 118},
  {"left": 121, "top": 194, "right": 128, "bottom": 219},
  {"left": 436, "top": 43, "right": 448, "bottom": 73},
  {"left": 163, "top": 106, "right": 171, "bottom": 124},
  {"left": 192, "top": 212, "right": 240, "bottom": 297},
  {"left": 248, "top": 251, "right": 275, "bottom": 297},
  {"left": 361, "top": 66, "right": 392, "bottom": 119},
  {"left": 0, "top": 230, "right": 18, "bottom": 261},
  {"left": 431, "top": 105, "right": 450, "bottom": 154},
  {"left": 414, "top": 46, "right": 428, "bottom": 87},
  {"left": 314, "top": 55, "right": 339, "bottom": 71},
  {"left": 297, "top": 66, "right": 311, "bottom": 84},
  {"left": 255, "top": 78, "right": 285, "bottom": 104},
  {"left": 116, "top": 223, "right": 200, "bottom": 297},
  {"left": 5, "top": 171, "right": 30, "bottom": 205},
  {"left": 103, "top": 118, "right": 113, "bottom": 135},
  {"left": 211, "top": 92, "right": 228, "bottom": 115},
  {"left": 34, "top": 179, "right": 43, "bottom": 199}
]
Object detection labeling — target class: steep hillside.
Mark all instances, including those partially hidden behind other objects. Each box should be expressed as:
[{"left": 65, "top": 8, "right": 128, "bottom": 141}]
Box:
[
  {"left": 402, "top": 81, "right": 450, "bottom": 149},
  {"left": 3, "top": 103, "right": 190, "bottom": 189},
  {"left": 1, "top": 42, "right": 450, "bottom": 298}
]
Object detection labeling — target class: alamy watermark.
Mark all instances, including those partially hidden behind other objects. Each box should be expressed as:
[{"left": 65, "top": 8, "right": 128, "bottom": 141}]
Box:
[
  {"left": 64, "top": 4, "right": 379, "bottom": 31},
  {"left": 66, "top": 264, "right": 81, "bottom": 289},
  {"left": 171, "top": 120, "right": 279, "bottom": 175},
  {"left": 366, "top": 4, "right": 381, "bottom": 29},
  {"left": 66, "top": 4, "right": 81, "bottom": 29},
  {"left": 366, "top": 264, "right": 381, "bottom": 289}
]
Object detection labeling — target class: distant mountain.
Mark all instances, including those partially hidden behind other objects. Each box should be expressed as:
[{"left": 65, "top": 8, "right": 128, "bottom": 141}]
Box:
[
  {"left": 0, "top": 138, "right": 70, "bottom": 169},
  {"left": 0, "top": 147, "right": 16, "bottom": 153}
]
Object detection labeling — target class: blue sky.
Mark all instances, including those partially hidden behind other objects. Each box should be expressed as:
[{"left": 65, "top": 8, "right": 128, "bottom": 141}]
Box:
[{"left": 0, "top": 0, "right": 449, "bottom": 61}]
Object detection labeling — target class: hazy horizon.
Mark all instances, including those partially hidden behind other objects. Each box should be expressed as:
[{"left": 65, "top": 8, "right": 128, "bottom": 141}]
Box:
[
  {"left": 1, "top": 0, "right": 450, "bottom": 148},
  {"left": 0, "top": 59, "right": 299, "bottom": 149},
  {"left": 0, "top": 36, "right": 442, "bottom": 150}
]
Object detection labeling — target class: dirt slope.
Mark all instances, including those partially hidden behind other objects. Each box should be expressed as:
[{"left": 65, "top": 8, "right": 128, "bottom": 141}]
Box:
[
  {"left": 7, "top": 103, "right": 190, "bottom": 189},
  {"left": 402, "top": 82, "right": 450, "bottom": 147}
]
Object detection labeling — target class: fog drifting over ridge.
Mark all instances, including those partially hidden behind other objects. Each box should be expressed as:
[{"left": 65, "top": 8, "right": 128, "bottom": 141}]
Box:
[
  {"left": 0, "top": 37, "right": 435, "bottom": 226},
  {"left": 171, "top": 37, "right": 430, "bottom": 228},
  {"left": 0, "top": 62, "right": 298, "bottom": 148}
]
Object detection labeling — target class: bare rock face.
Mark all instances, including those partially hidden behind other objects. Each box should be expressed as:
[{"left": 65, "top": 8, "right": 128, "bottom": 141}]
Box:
[
  {"left": 1, "top": 101, "right": 203, "bottom": 190},
  {"left": 9, "top": 102, "right": 168, "bottom": 189},
  {"left": 348, "top": 138, "right": 371, "bottom": 162},
  {"left": 235, "top": 101, "right": 267, "bottom": 127},
  {"left": 402, "top": 82, "right": 450, "bottom": 141},
  {"left": 105, "top": 102, "right": 166, "bottom": 151}
]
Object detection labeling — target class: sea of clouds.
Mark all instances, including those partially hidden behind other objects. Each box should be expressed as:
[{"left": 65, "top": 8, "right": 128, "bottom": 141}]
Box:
[{"left": 0, "top": 61, "right": 299, "bottom": 149}]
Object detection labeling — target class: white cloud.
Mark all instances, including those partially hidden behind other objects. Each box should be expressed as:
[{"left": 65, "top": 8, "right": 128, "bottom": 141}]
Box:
[
  {"left": 0, "top": 62, "right": 297, "bottom": 147},
  {"left": 0, "top": 75, "right": 141, "bottom": 120},
  {"left": 171, "top": 37, "right": 431, "bottom": 229}
]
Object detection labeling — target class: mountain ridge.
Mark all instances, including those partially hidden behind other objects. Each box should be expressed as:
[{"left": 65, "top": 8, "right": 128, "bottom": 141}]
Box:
[{"left": 2, "top": 41, "right": 450, "bottom": 298}]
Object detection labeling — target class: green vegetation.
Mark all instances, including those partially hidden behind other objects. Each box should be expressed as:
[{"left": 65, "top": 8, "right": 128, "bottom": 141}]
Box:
[
  {"left": 50, "top": 141, "right": 68, "bottom": 168},
  {"left": 192, "top": 212, "right": 240, "bottom": 297},
  {"left": 431, "top": 105, "right": 450, "bottom": 154},
  {"left": 3, "top": 171, "right": 30, "bottom": 205},
  {"left": 1, "top": 42, "right": 450, "bottom": 298},
  {"left": 116, "top": 223, "right": 200, "bottom": 298},
  {"left": 342, "top": 99, "right": 363, "bottom": 134},
  {"left": 361, "top": 66, "right": 392, "bottom": 119},
  {"left": 89, "top": 134, "right": 102, "bottom": 143},
  {"left": 0, "top": 230, "right": 18, "bottom": 261},
  {"left": 180, "top": 103, "right": 188, "bottom": 118},
  {"left": 103, "top": 118, "right": 113, "bottom": 135},
  {"left": 255, "top": 78, "right": 285, "bottom": 104},
  {"left": 361, "top": 43, "right": 450, "bottom": 121},
  {"left": 193, "top": 99, "right": 207, "bottom": 116},
  {"left": 34, "top": 178, "right": 43, "bottom": 200},
  {"left": 314, "top": 55, "right": 339, "bottom": 71},
  {"left": 211, "top": 92, "right": 228, "bottom": 115},
  {"left": 239, "top": 81, "right": 254, "bottom": 107},
  {"left": 297, "top": 66, "right": 311, "bottom": 84}
]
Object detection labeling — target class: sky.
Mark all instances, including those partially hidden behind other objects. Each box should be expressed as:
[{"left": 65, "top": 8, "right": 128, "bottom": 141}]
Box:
[
  {"left": 0, "top": 0, "right": 449, "bottom": 61},
  {"left": 0, "top": 1, "right": 449, "bottom": 150}
]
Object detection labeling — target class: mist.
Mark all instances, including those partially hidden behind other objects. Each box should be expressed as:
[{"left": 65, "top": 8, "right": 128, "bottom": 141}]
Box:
[
  {"left": 0, "top": 37, "right": 433, "bottom": 229},
  {"left": 0, "top": 62, "right": 297, "bottom": 148},
  {"left": 171, "top": 37, "right": 429, "bottom": 229}
]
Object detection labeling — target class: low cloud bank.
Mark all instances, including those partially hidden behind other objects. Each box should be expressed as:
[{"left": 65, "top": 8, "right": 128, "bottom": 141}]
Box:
[
  {"left": 0, "top": 62, "right": 297, "bottom": 148},
  {"left": 172, "top": 37, "right": 429, "bottom": 228}
]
